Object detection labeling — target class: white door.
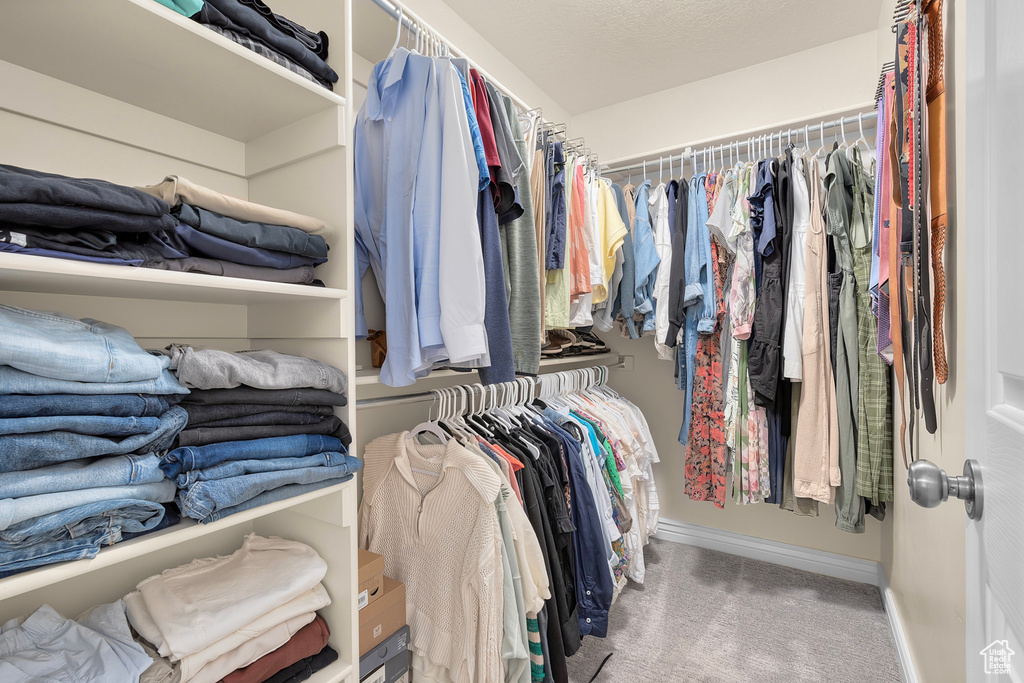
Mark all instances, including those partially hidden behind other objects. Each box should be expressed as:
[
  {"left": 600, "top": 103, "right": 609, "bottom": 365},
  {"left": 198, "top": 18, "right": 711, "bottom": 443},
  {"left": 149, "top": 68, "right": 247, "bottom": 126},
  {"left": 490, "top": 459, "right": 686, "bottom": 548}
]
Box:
[{"left": 966, "top": 0, "right": 1024, "bottom": 680}]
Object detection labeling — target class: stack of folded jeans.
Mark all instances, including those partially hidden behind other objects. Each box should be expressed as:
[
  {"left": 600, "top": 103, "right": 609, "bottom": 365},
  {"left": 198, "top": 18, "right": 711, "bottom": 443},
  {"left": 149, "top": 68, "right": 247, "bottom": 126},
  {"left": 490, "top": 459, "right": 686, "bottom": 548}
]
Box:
[
  {"left": 137, "top": 175, "right": 330, "bottom": 286},
  {"left": 126, "top": 534, "right": 336, "bottom": 683},
  {"left": 188, "top": 0, "right": 338, "bottom": 90},
  {"left": 0, "top": 305, "right": 190, "bottom": 576},
  {"left": 0, "top": 163, "right": 179, "bottom": 267},
  {"left": 160, "top": 346, "right": 359, "bottom": 523}
]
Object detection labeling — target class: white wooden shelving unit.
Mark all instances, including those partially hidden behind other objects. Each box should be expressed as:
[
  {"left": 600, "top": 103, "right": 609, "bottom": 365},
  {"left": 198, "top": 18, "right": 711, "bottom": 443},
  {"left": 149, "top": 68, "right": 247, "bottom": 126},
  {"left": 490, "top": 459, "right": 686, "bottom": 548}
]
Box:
[{"left": 0, "top": 1, "right": 359, "bottom": 680}]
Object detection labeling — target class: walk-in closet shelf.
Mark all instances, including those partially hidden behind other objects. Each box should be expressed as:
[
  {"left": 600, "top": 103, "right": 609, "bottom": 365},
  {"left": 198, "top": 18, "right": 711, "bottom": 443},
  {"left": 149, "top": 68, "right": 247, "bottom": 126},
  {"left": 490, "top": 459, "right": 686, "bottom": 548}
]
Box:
[
  {"left": 0, "top": 252, "right": 348, "bottom": 306},
  {"left": 0, "top": 0, "right": 359, "bottom": 679},
  {"left": 0, "top": 0, "right": 346, "bottom": 142}
]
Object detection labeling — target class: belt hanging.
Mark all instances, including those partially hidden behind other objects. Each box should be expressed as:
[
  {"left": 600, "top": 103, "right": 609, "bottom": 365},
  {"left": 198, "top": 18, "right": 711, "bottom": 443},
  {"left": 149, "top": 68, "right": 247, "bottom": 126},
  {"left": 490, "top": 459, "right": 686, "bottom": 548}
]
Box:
[{"left": 913, "top": 0, "right": 937, "bottom": 434}]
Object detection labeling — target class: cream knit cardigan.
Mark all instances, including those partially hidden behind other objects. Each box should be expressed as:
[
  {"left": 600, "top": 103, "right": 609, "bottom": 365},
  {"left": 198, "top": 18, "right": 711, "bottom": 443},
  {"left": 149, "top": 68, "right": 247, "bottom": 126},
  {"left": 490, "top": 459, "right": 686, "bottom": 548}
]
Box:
[{"left": 360, "top": 433, "right": 504, "bottom": 683}]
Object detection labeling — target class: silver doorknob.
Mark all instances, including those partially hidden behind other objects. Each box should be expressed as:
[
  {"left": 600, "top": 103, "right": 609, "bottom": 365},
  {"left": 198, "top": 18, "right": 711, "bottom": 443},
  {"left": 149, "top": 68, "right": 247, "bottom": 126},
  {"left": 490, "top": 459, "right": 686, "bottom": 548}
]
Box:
[{"left": 907, "top": 459, "right": 983, "bottom": 520}]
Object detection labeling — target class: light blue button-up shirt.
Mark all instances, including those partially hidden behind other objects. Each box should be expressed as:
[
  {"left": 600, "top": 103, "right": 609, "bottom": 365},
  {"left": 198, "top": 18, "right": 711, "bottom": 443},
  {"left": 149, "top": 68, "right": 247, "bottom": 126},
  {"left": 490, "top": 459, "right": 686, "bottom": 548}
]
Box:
[
  {"left": 631, "top": 180, "right": 660, "bottom": 334},
  {"left": 354, "top": 49, "right": 488, "bottom": 387}
]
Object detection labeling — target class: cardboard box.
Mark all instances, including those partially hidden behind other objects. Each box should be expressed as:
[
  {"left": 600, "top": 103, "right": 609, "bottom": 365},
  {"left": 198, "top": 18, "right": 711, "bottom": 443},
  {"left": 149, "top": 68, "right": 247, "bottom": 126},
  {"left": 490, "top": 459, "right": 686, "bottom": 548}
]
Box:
[
  {"left": 359, "top": 576, "right": 405, "bottom": 657},
  {"left": 360, "top": 625, "right": 410, "bottom": 680},
  {"left": 358, "top": 548, "right": 385, "bottom": 611}
]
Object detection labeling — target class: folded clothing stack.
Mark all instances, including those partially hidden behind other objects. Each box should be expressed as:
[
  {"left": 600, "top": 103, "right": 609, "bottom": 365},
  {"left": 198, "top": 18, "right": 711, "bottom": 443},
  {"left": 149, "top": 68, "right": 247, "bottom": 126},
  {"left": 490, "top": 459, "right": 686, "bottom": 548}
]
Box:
[
  {"left": 0, "top": 164, "right": 331, "bottom": 286},
  {"left": 0, "top": 601, "right": 154, "bottom": 682},
  {"left": 163, "top": 346, "right": 359, "bottom": 524},
  {"left": 165, "top": 0, "right": 339, "bottom": 90},
  {"left": 0, "top": 305, "right": 189, "bottom": 577},
  {"left": 126, "top": 534, "right": 338, "bottom": 683},
  {"left": 137, "top": 175, "right": 330, "bottom": 286},
  {"left": 0, "top": 163, "right": 178, "bottom": 266}
]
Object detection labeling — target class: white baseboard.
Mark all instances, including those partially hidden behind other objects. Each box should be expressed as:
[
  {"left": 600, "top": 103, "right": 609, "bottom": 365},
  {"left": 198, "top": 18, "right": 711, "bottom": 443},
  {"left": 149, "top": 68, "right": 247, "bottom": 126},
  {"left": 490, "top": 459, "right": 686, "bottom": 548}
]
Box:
[
  {"left": 878, "top": 567, "right": 920, "bottom": 683},
  {"left": 654, "top": 518, "right": 918, "bottom": 682},
  {"left": 654, "top": 517, "right": 880, "bottom": 584}
]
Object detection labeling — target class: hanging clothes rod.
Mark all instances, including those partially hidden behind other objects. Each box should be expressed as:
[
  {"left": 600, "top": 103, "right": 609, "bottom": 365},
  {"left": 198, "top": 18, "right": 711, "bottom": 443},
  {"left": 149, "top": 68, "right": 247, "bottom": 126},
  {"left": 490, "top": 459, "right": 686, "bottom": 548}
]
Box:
[
  {"left": 601, "top": 110, "right": 879, "bottom": 177},
  {"left": 356, "top": 356, "right": 627, "bottom": 409},
  {"left": 368, "top": 0, "right": 533, "bottom": 115}
]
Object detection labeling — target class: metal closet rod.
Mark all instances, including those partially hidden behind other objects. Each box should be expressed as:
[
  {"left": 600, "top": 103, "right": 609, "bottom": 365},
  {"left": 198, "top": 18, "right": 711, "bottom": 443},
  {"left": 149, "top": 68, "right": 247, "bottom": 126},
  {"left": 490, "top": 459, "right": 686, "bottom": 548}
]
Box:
[
  {"left": 356, "top": 356, "right": 627, "bottom": 409},
  {"left": 601, "top": 110, "right": 879, "bottom": 176},
  {"left": 369, "top": 0, "right": 533, "bottom": 116},
  {"left": 368, "top": 0, "right": 592, "bottom": 163}
]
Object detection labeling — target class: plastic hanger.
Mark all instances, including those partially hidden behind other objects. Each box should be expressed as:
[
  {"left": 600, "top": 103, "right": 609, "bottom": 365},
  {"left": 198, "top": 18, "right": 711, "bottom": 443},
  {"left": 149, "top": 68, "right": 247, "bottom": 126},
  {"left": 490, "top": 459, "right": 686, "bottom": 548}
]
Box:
[
  {"left": 838, "top": 117, "right": 850, "bottom": 150},
  {"left": 390, "top": 6, "right": 404, "bottom": 54},
  {"left": 854, "top": 112, "right": 872, "bottom": 153},
  {"left": 410, "top": 389, "right": 450, "bottom": 445}
]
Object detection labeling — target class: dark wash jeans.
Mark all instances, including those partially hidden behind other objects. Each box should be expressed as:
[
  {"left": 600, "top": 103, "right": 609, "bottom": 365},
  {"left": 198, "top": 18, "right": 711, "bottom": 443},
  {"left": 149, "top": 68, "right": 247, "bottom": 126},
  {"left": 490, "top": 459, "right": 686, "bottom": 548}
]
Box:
[{"left": 182, "top": 387, "right": 347, "bottom": 406}]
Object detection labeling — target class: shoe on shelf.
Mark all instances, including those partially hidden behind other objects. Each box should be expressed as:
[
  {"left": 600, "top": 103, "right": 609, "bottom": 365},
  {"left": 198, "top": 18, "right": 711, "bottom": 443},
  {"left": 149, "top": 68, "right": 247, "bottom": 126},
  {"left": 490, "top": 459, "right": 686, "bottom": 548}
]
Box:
[
  {"left": 575, "top": 329, "right": 609, "bottom": 355},
  {"left": 542, "top": 329, "right": 574, "bottom": 357}
]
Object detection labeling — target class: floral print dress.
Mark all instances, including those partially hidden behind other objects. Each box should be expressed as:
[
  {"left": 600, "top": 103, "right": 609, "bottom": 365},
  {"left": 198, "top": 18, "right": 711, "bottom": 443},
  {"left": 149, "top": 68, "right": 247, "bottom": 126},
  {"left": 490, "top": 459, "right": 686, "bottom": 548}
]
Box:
[{"left": 685, "top": 176, "right": 733, "bottom": 508}]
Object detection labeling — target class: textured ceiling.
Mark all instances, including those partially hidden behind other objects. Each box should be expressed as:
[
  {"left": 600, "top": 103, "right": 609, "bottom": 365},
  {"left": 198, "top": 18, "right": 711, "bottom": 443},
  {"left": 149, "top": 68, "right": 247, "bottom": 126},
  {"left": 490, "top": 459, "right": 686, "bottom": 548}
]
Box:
[{"left": 435, "top": 0, "right": 884, "bottom": 115}]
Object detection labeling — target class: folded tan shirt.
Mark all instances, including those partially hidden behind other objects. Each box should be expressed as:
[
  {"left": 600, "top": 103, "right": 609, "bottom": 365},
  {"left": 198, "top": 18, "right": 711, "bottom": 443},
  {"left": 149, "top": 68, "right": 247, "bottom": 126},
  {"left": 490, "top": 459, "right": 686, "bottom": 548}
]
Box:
[{"left": 137, "top": 176, "right": 326, "bottom": 235}]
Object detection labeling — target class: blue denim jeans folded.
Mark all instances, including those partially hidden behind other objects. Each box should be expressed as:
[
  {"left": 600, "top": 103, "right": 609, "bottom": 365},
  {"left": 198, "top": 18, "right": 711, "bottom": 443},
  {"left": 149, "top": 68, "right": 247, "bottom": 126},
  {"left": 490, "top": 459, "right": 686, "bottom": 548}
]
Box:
[
  {"left": 0, "top": 499, "right": 168, "bottom": 547},
  {"left": 190, "top": 476, "right": 353, "bottom": 524},
  {"left": 177, "top": 457, "right": 361, "bottom": 521},
  {"left": 0, "top": 415, "right": 160, "bottom": 436},
  {"left": 164, "top": 346, "right": 347, "bottom": 393},
  {"left": 0, "top": 394, "right": 170, "bottom": 419},
  {"left": 175, "top": 204, "right": 329, "bottom": 258},
  {"left": 0, "top": 479, "right": 176, "bottom": 530},
  {"left": 0, "top": 305, "right": 171, "bottom": 383},
  {"left": 160, "top": 434, "right": 343, "bottom": 478},
  {"left": 0, "top": 454, "right": 165, "bottom": 499},
  {"left": 0, "top": 501, "right": 172, "bottom": 578},
  {"left": 0, "top": 406, "right": 187, "bottom": 472},
  {"left": 174, "top": 416, "right": 349, "bottom": 448},
  {"left": 150, "top": 223, "right": 324, "bottom": 270},
  {"left": 0, "top": 367, "right": 188, "bottom": 396},
  {"left": 175, "top": 451, "right": 343, "bottom": 487},
  {"left": 182, "top": 387, "right": 346, "bottom": 406},
  {"left": 0, "top": 527, "right": 117, "bottom": 577}
]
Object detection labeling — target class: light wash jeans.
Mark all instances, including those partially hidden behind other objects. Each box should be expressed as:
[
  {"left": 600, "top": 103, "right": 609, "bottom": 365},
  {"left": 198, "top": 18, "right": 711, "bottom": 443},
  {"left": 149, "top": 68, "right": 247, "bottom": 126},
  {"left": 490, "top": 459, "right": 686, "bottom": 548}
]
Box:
[
  {"left": 0, "top": 415, "right": 160, "bottom": 436},
  {"left": 0, "top": 305, "right": 170, "bottom": 383},
  {"left": 0, "top": 367, "right": 188, "bottom": 396},
  {"left": 164, "top": 346, "right": 347, "bottom": 393},
  {"left": 0, "top": 406, "right": 187, "bottom": 472},
  {"left": 0, "top": 499, "right": 168, "bottom": 547},
  {"left": 160, "top": 434, "right": 343, "bottom": 478},
  {"left": 0, "top": 394, "right": 170, "bottom": 419},
  {"left": 177, "top": 457, "right": 362, "bottom": 521},
  {"left": 0, "top": 454, "right": 165, "bottom": 499},
  {"left": 0, "top": 479, "right": 176, "bottom": 530},
  {"left": 194, "top": 476, "right": 354, "bottom": 524},
  {"left": 175, "top": 452, "right": 341, "bottom": 488}
]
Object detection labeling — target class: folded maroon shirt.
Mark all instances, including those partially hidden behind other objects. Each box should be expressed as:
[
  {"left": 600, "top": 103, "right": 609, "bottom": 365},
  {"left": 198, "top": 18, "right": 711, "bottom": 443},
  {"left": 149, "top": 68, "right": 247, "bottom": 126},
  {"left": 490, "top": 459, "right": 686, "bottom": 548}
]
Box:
[{"left": 220, "top": 615, "right": 330, "bottom": 683}]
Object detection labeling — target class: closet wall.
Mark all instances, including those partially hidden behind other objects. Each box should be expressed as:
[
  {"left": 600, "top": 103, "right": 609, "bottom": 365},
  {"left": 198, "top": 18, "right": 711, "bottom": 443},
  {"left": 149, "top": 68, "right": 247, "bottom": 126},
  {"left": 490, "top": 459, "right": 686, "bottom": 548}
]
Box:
[
  {"left": 571, "top": 32, "right": 880, "bottom": 164},
  {"left": 569, "top": 31, "right": 889, "bottom": 563},
  {"left": 875, "top": 1, "right": 968, "bottom": 680}
]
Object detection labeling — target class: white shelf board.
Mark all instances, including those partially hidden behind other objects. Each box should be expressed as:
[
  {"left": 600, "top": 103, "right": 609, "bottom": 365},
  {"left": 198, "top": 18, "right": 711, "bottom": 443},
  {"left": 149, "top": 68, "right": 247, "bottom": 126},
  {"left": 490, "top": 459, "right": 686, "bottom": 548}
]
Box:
[
  {"left": 309, "top": 659, "right": 354, "bottom": 683},
  {"left": 355, "top": 353, "right": 620, "bottom": 386},
  {"left": 0, "top": 253, "right": 346, "bottom": 305},
  {"left": 0, "top": 479, "right": 356, "bottom": 602},
  {"left": 0, "top": 0, "right": 344, "bottom": 141}
]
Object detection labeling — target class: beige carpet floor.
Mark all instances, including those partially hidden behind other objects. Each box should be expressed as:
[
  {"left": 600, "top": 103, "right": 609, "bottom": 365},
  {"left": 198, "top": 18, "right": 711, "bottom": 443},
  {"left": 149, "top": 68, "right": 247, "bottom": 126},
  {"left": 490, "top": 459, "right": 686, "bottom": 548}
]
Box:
[{"left": 565, "top": 538, "right": 902, "bottom": 683}]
